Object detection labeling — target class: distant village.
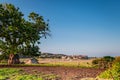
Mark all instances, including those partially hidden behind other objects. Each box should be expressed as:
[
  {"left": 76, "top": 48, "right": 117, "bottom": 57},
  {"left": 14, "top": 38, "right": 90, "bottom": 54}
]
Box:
[
  {"left": 0, "top": 50, "right": 89, "bottom": 60},
  {"left": 40, "top": 53, "right": 89, "bottom": 59}
]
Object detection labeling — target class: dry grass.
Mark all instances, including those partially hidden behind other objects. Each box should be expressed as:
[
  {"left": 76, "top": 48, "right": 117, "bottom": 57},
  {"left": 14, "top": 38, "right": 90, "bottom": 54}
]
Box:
[{"left": 21, "top": 58, "right": 94, "bottom": 68}]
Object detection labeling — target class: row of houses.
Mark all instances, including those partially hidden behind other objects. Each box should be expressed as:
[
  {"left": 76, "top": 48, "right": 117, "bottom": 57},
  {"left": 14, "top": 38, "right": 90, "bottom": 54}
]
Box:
[
  {"left": 40, "top": 53, "right": 66, "bottom": 58},
  {"left": 61, "top": 55, "right": 88, "bottom": 60},
  {"left": 40, "top": 53, "right": 88, "bottom": 59}
]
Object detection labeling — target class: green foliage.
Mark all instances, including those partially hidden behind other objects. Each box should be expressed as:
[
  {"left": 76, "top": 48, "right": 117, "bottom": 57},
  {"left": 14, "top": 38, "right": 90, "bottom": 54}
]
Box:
[
  {"left": 92, "top": 58, "right": 100, "bottom": 65},
  {"left": 0, "top": 68, "right": 21, "bottom": 79},
  {"left": 20, "top": 45, "right": 40, "bottom": 57},
  {"left": 0, "top": 3, "right": 49, "bottom": 58},
  {"left": 0, "top": 68, "right": 20, "bottom": 75},
  {"left": 98, "top": 62, "right": 120, "bottom": 80},
  {"left": 15, "top": 75, "right": 43, "bottom": 80},
  {"left": 0, "top": 53, "right": 8, "bottom": 60},
  {"left": 103, "top": 56, "right": 115, "bottom": 62},
  {"left": 92, "top": 56, "right": 115, "bottom": 69},
  {"left": 0, "top": 68, "right": 60, "bottom": 80},
  {"left": 113, "top": 56, "right": 120, "bottom": 63}
]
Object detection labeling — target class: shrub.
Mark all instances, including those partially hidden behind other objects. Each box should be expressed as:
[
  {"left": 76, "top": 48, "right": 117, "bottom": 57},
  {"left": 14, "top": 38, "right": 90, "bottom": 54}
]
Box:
[
  {"left": 92, "top": 56, "right": 115, "bottom": 69},
  {"left": 98, "top": 62, "right": 120, "bottom": 80},
  {"left": 92, "top": 59, "right": 100, "bottom": 65},
  {"left": 113, "top": 56, "right": 120, "bottom": 63},
  {"left": 103, "top": 56, "right": 115, "bottom": 62}
]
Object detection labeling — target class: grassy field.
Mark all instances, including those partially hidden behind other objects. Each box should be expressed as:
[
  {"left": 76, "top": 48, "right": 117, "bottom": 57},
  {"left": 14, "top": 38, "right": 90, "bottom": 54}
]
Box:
[
  {"left": 0, "top": 68, "right": 60, "bottom": 80},
  {"left": 20, "top": 58, "right": 94, "bottom": 68},
  {"left": 0, "top": 58, "right": 94, "bottom": 68}
]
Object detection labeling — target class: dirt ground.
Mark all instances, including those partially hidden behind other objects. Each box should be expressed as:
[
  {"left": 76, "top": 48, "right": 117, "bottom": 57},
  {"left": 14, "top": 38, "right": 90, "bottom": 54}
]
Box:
[{"left": 0, "top": 66, "right": 105, "bottom": 80}]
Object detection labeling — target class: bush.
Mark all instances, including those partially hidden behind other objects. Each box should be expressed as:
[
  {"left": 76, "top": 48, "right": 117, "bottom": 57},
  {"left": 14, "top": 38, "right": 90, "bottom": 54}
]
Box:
[
  {"left": 113, "top": 56, "right": 120, "bottom": 63},
  {"left": 98, "top": 62, "right": 120, "bottom": 80},
  {"left": 103, "top": 56, "right": 115, "bottom": 62},
  {"left": 92, "top": 56, "right": 115, "bottom": 69},
  {"left": 92, "top": 59, "right": 100, "bottom": 65}
]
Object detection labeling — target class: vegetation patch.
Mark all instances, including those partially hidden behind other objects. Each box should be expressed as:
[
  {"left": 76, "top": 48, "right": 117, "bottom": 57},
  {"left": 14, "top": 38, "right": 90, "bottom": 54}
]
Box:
[
  {"left": 98, "top": 62, "right": 120, "bottom": 80},
  {"left": 92, "top": 56, "right": 115, "bottom": 69},
  {"left": 0, "top": 68, "right": 60, "bottom": 80}
]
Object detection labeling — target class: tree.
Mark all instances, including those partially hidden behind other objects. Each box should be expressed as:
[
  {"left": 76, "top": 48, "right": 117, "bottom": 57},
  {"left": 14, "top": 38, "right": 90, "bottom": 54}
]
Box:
[
  {"left": 20, "top": 45, "right": 40, "bottom": 57},
  {"left": 0, "top": 3, "right": 49, "bottom": 64}
]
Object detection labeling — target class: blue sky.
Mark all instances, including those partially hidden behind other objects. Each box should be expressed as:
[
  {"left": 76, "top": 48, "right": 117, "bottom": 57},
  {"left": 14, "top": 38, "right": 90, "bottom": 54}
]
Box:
[{"left": 1, "top": 0, "right": 120, "bottom": 57}]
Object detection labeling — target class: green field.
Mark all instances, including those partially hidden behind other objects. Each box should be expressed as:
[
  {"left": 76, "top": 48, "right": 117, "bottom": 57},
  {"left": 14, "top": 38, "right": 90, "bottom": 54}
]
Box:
[{"left": 0, "top": 68, "right": 60, "bottom": 80}]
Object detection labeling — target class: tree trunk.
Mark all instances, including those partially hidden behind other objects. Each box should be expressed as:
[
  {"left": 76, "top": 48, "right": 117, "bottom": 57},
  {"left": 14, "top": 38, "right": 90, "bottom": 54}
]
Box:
[{"left": 8, "top": 54, "right": 20, "bottom": 65}]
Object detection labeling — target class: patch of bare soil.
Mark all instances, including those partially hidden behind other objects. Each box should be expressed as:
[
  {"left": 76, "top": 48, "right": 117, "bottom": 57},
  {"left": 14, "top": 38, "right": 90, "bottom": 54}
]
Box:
[{"left": 0, "top": 66, "right": 105, "bottom": 80}]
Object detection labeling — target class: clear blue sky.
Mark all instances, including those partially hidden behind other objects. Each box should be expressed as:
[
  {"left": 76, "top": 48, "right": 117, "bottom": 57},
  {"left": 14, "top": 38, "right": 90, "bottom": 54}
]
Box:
[{"left": 1, "top": 0, "right": 120, "bottom": 57}]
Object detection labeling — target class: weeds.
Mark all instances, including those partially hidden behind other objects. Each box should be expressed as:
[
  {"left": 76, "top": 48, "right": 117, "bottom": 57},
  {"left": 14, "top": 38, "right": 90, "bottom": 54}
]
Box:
[
  {"left": 0, "top": 68, "right": 60, "bottom": 80},
  {"left": 98, "top": 62, "right": 120, "bottom": 80}
]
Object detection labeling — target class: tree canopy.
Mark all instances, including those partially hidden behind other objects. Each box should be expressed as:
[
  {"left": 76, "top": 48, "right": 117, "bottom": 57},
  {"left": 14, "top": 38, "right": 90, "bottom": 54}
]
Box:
[{"left": 0, "top": 3, "right": 49, "bottom": 59}]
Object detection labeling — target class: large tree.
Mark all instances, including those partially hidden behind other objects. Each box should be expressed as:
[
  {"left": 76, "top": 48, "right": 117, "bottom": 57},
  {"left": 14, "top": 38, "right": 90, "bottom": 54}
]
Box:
[{"left": 0, "top": 3, "right": 49, "bottom": 64}]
